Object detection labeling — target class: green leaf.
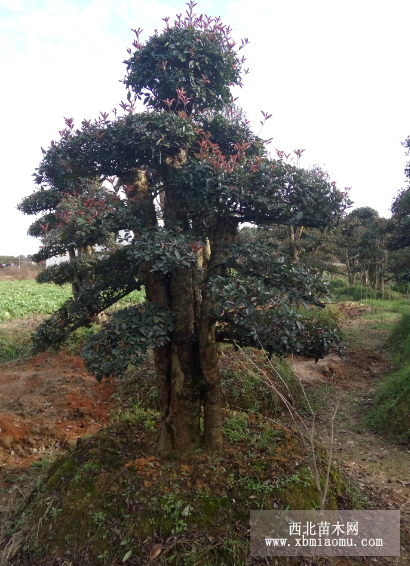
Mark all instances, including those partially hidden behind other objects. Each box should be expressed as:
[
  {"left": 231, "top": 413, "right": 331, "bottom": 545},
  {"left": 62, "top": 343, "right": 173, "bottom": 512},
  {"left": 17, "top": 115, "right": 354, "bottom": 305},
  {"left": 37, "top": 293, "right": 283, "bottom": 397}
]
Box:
[{"left": 122, "top": 550, "right": 132, "bottom": 562}]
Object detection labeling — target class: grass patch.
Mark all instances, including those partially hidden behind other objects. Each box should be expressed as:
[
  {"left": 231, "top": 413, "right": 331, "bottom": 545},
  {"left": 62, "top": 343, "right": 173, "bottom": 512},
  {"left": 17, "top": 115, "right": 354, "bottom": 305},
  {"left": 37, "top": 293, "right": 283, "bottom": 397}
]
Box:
[
  {"left": 0, "top": 327, "right": 32, "bottom": 363},
  {"left": 326, "top": 282, "right": 410, "bottom": 439},
  {"left": 0, "top": 316, "right": 46, "bottom": 363},
  {"left": 332, "top": 283, "right": 402, "bottom": 304},
  {"left": 368, "top": 365, "right": 410, "bottom": 438},
  {"left": 367, "top": 312, "right": 410, "bottom": 439},
  {"left": 65, "top": 324, "right": 100, "bottom": 355}
]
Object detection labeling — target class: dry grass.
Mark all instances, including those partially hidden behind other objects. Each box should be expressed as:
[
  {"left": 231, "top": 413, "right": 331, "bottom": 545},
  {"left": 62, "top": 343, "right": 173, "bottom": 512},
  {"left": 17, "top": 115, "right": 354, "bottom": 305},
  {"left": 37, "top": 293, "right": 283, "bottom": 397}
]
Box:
[
  {"left": 0, "top": 266, "right": 43, "bottom": 281},
  {"left": 0, "top": 315, "right": 46, "bottom": 363}
]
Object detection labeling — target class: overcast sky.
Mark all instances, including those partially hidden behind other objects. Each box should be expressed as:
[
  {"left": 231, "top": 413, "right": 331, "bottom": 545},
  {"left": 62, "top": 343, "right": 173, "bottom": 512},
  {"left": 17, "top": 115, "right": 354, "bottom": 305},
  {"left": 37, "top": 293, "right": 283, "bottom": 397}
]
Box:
[{"left": 1, "top": 0, "right": 409, "bottom": 256}]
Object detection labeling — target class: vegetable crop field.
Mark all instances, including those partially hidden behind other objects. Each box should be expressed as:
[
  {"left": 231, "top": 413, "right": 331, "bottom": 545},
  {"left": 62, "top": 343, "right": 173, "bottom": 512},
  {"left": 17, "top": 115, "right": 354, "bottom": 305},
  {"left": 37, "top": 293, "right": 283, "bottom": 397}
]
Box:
[{"left": 0, "top": 280, "right": 144, "bottom": 322}]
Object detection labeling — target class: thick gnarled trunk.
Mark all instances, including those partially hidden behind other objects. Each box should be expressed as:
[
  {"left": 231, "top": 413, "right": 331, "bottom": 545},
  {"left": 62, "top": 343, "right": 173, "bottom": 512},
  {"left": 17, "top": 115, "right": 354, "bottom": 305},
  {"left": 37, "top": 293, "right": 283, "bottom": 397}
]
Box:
[
  {"left": 167, "top": 265, "right": 201, "bottom": 453},
  {"left": 146, "top": 157, "right": 203, "bottom": 456},
  {"left": 199, "top": 220, "right": 237, "bottom": 452},
  {"left": 128, "top": 159, "right": 233, "bottom": 456}
]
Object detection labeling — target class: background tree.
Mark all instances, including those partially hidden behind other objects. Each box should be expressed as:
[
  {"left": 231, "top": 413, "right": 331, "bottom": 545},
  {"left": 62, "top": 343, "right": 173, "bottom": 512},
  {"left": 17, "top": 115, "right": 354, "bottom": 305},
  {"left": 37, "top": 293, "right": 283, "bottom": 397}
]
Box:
[
  {"left": 386, "top": 137, "right": 410, "bottom": 284},
  {"left": 337, "top": 207, "right": 387, "bottom": 289},
  {"left": 18, "top": 172, "right": 118, "bottom": 303},
  {"left": 26, "top": 2, "right": 349, "bottom": 456}
]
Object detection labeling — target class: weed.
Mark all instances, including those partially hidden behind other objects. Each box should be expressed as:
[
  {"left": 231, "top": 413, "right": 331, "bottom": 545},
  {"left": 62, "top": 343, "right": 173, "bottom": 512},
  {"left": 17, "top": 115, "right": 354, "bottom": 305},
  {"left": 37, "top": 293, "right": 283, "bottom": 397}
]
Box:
[
  {"left": 66, "top": 324, "right": 99, "bottom": 355},
  {"left": 222, "top": 412, "right": 249, "bottom": 443},
  {"left": 162, "top": 494, "right": 192, "bottom": 534},
  {"left": 50, "top": 507, "right": 62, "bottom": 519},
  {"left": 251, "top": 423, "right": 281, "bottom": 453},
  {"left": 363, "top": 300, "right": 410, "bottom": 437},
  {"left": 92, "top": 511, "right": 107, "bottom": 526},
  {"left": 112, "top": 399, "right": 159, "bottom": 432},
  {"left": 97, "top": 549, "right": 109, "bottom": 563}
]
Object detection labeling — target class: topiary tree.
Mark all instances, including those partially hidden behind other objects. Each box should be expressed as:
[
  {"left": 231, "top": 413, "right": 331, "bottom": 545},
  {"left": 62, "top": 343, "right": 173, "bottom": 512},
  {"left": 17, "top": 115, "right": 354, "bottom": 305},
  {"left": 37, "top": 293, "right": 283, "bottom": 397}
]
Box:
[
  {"left": 18, "top": 172, "right": 118, "bottom": 299},
  {"left": 24, "top": 2, "right": 349, "bottom": 456},
  {"left": 384, "top": 137, "right": 410, "bottom": 285}
]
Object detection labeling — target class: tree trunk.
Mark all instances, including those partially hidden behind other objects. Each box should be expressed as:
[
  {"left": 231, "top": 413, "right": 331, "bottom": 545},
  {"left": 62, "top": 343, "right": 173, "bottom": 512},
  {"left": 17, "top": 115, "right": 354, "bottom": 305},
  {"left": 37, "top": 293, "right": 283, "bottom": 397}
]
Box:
[
  {"left": 143, "top": 267, "right": 173, "bottom": 456},
  {"left": 199, "top": 219, "right": 237, "bottom": 452},
  {"left": 167, "top": 265, "right": 201, "bottom": 453},
  {"left": 368, "top": 265, "right": 376, "bottom": 289},
  {"left": 288, "top": 226, "right": 299, "bottom": 261},
  {"left": 124, "top": 158, "right": 233, "bottom": 456},
  {"left": 147, "top": 155, "right": 202, "bottom": 456},
  {"left": 346, "top": 252, "right": 356, "bottom": 286},
  {"left": 377, "top": 268, "right": 384, "bottom": 292}
]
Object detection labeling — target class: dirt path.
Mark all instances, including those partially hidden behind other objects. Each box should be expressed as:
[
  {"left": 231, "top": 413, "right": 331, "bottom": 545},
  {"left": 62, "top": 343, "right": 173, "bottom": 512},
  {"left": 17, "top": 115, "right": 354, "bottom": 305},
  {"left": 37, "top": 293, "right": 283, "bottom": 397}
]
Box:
[{"left": 293, "top": 312, "right": 410, "bottom": 564}]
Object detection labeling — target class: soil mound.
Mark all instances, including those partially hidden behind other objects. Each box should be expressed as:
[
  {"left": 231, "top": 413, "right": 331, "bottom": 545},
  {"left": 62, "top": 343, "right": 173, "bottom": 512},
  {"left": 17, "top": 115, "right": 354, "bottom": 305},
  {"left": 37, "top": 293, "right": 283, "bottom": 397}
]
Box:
[{"left": 0, "top": 410, "right": 349, "bottom": 566}]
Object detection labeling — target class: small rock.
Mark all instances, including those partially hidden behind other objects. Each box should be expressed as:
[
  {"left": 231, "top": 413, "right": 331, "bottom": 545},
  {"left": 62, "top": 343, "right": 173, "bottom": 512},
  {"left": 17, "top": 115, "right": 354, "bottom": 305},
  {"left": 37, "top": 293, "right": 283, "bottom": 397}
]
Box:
[
  {"left": 14, "top": 445, "right": 23, "bottom": 456},
  {"left": 0, "top": 436, "right": 13, "bottom": 449}
]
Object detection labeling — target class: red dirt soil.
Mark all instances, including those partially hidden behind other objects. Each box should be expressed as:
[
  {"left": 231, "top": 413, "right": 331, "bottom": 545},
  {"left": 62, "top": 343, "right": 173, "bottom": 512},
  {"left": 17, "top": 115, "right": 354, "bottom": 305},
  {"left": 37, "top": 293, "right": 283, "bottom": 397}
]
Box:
[{"left": 0, "top": 350, "right": 117, "bottom": 479}]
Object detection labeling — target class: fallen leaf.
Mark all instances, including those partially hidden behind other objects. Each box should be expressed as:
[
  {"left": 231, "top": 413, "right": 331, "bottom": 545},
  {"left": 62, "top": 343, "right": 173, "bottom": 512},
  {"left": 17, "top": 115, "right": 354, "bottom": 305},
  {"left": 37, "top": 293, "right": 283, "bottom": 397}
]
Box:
[
  {"left": 122, "top": 550, "right": 132, "bottom": 563},
  {"left": 249, "top": 495, "right": 257, "bottom": 500},
  {"left": 150, "top": 544, "right": 163, "bottom": 561}
]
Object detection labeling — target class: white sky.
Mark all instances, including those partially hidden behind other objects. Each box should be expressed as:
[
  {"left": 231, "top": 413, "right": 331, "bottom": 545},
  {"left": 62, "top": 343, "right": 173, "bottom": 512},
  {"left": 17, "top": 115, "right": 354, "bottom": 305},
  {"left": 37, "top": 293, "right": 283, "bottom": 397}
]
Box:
[{"left": 1, "top": 0, "right": 409, "bottom": 256}]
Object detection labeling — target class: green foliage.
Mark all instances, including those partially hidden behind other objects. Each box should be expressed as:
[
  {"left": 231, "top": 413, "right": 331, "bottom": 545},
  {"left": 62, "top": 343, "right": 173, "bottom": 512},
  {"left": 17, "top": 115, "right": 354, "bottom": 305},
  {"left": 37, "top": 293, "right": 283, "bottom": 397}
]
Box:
[
  {"left": 366, "top": 299, "right": 410, "bottom": 438},
  {"left": 0, "top": 326, "right": 32, "bottom": 363},
  {"left": 0, "top": 280, "right": 71, "bottom": 322},
  {"left": 113, "top": 402, "right": 160, "bottom": 432},
  {"left": 222, "top": 412, "right": 249, "bottom": 443},
  {"left": 387, "top": 247, "right": 410, "bottom": 284},
  {"left": 332, "top": 284, "right": 401, "bottom": 302},
  {"left": 82, "top": 304, "right": 173, "bottom": 380},
  {"left": 31, "top": 249, "right": 142, "bottom": 352},
  {"left": 66, "top": 324, "right": 99, "bottom": 355},
  {"left": 329, "top": 277, "right": 348, "bottom": 290},
  {"left": 124, "top": 4, "right": 243, "bottom": 113},
  {"left": 368, "top": 365, "right": 410, "bottom": 438},
  {"left": 338, "top": 207, "right": 387, "bottom": 288}
]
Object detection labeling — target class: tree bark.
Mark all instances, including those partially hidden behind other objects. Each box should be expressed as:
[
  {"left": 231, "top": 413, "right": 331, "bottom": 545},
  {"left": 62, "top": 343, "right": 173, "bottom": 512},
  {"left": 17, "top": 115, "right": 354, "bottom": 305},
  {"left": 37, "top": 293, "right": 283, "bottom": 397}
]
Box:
[
  {"left": 346, "top": 252, "right": 356, "bottom": 286},
  {"left": 167, "top": 265, "right": 201, "bottom": 453},
  {"left": 368, "top": 265, "right": 376, "bottom": 289},
  {"left": 198, "top": 219, "right": 237, "bottom": 452},
  {"left": 150, "top": 153, "right": 202, "bottom": 455},
  {"left": 288, "top": 226, "right": 300, "bottom": 261}
]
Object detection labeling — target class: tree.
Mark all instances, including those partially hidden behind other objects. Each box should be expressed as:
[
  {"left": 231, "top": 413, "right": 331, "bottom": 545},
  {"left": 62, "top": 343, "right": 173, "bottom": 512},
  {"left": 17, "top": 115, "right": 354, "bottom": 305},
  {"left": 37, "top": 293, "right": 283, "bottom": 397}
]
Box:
[
  {"left": 386, "top": 136, "right": 410, "bottom": 283},
  {"left": 25, "top": 2, "right": 349, "bottom": 456},
  {"left": 18, "top": 175, "right": 117, "bottom": 300},
  {"left": 337, "top": 207, "right": 387, "bottom": 288}
]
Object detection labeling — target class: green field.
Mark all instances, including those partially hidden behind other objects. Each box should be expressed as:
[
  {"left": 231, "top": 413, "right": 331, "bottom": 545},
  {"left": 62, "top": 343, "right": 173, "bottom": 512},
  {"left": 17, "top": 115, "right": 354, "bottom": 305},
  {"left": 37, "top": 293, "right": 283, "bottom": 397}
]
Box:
[{"left": 0, "top": 280, "right": 145, "bottom": 322}]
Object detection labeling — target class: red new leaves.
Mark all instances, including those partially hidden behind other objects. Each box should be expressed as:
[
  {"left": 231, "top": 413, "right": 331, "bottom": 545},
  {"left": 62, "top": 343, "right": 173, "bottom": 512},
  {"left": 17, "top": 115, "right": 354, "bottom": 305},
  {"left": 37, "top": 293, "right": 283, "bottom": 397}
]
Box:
[{"left": 196, "top": 130, "right": 262, "bottom": 175}]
